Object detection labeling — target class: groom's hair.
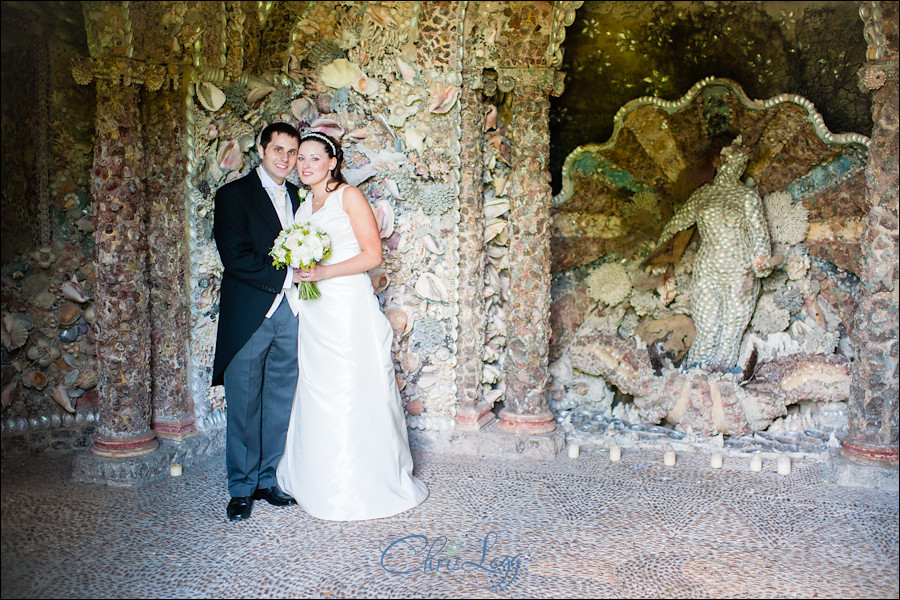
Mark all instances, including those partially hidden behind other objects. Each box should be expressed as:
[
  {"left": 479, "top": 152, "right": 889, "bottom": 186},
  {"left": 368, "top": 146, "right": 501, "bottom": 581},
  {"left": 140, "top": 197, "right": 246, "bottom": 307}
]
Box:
[{"left": 259, "top": 122, "right": 301, "bottom": 149}]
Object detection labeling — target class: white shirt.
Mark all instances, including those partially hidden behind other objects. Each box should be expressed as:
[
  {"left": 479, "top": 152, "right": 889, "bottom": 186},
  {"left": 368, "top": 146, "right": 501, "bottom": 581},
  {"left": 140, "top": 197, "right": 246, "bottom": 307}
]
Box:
[{"left": 256, "top": 166, "right": 297, "bottom": 318}]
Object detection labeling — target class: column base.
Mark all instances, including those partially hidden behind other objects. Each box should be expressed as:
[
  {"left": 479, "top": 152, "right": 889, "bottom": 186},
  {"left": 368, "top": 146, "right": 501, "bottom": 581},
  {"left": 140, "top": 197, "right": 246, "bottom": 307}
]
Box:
[
  {"left": 90, "top": 430, "right": 159, "bottom": 458},
  {"left": 455, "top": 406, "right": 496, "bottom": 431},
  {"left": 841, "top": 440, "right": 899, "bottom": 466},
  {"left": 496, "top": 408, "right": 556, "bottom": 434},
  {"left": 152, "top": 417, "right": 198, "bottom": 441}
]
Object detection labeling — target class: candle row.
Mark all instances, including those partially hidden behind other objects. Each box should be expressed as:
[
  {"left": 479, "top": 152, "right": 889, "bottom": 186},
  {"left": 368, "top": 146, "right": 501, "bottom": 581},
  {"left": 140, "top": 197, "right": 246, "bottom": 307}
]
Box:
[{"left": 566, "top": 444, "right": 792, "bottom": 474}]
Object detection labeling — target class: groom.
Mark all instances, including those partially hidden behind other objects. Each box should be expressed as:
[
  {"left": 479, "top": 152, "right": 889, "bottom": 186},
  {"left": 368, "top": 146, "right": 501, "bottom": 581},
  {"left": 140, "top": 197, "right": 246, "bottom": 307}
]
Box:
[{"left": 212, "top": 122, "right": 305, "bottom": 521}]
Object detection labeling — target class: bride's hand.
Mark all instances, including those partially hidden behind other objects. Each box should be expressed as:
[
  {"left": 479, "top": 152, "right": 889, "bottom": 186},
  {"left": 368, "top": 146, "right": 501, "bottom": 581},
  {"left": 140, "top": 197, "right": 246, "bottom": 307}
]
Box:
[{"left": 298, "top": 266, "right": 323, "bottom": 282}]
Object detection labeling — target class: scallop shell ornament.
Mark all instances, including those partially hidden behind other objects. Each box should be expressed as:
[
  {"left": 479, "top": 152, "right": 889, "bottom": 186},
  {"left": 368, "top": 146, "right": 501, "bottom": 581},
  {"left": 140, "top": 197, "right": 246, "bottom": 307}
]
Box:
[
  {"left": 321, "top": 59, "right": 364, "bottom": 90},
  {"left": 2, "top": 313, "right": 29, "bottom": 350}
]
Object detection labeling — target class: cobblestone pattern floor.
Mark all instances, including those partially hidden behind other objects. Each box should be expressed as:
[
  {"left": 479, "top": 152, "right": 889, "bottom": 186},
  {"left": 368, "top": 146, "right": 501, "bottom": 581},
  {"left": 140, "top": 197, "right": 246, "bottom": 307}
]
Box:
[{"left": 2, "top": 446, "right": 898, "bottom": 599}]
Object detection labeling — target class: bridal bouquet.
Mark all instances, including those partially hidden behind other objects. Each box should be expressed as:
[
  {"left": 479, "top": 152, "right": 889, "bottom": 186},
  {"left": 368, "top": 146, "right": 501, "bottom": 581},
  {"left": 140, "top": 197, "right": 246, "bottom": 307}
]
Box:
[{"left": 269, "top": 222, "right": 331, "bottom": 300}]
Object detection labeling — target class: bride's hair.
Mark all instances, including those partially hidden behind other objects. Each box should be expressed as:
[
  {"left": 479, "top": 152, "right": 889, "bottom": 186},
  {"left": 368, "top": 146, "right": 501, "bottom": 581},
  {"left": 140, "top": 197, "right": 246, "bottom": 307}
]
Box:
[{"left": 300, "top": 131, "right": 347, "bottom": 193}]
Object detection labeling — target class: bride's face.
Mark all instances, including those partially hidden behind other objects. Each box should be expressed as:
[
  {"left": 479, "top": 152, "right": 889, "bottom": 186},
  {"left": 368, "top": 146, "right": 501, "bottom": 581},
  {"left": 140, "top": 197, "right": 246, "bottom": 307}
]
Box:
[{"left": 297, "top": 140, "right": 337, "bottom": 186}]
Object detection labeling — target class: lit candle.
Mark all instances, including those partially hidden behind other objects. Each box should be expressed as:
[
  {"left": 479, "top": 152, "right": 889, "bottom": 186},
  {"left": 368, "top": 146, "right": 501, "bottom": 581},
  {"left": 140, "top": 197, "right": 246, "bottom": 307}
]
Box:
[
  {"left": 710, "top": 453, "right": 723, "bottom": 469},
  {"left": 609, "top": 444, "right": 622, "bottom": 462},
  {"left": 749, "top": 455, "right": 763, "bottom": 472},
  {"left": 170, "top": 463, "right": 183, "bottom": 477},
  {"left": 664, "top": 451, "right": 676, "bottom": 466},
  {"left": 776, "top": 455, "right": 791, "bottom": 475},
  {"left": 568, "top": 443, "right": 580, "bottom": 459}
]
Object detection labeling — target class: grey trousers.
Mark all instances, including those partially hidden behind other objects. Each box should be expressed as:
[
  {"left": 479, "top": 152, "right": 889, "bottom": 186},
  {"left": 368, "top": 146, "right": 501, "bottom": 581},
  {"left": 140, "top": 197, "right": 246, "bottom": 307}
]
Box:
[{"left": 223, "top": 300, "right": 299, "bottom": 497}]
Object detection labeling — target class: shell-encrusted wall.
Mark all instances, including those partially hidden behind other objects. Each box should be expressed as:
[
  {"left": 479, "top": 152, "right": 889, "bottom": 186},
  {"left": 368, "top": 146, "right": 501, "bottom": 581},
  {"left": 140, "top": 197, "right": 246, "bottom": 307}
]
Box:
[
  {"left": 1, "top": 19, "right": 100, "bottom": 441},
  {"left": 183, "top": 2, "right": 473, "bottom": 432}
]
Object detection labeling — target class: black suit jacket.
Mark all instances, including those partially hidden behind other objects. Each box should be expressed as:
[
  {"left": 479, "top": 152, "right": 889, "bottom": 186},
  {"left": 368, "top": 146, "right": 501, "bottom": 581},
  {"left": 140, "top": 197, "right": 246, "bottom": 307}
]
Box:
[{"left": 211, "top": 169, "right": 302, "bottom": 386}]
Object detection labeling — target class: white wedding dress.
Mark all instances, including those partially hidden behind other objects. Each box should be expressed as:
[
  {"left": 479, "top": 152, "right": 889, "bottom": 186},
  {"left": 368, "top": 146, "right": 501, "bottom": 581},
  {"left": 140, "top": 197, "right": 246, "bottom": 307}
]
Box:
[{"left": 276, "top": 185, "right": 428, "bottom": 521}]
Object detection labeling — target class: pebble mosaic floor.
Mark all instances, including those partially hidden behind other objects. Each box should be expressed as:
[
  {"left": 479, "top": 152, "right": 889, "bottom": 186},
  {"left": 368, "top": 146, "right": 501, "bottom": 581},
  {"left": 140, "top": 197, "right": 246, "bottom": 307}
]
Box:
[{"left": 2, "top": 446, "right": 898, "bottom": 599}]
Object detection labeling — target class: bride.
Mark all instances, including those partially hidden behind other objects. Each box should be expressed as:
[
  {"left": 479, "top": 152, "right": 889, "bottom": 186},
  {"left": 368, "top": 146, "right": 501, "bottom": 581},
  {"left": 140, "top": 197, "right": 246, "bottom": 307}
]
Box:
[{"left": 276, "top": 131, "right": 428, "bottom": 520}]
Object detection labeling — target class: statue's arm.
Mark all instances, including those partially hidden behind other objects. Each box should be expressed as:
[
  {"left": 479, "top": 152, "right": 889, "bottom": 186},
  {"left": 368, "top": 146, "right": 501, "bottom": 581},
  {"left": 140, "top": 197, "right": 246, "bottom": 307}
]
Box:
[
  {"left": 744, "top": 190, "right": 773, "bottom": 277},
  {"left": 658, "top": 191, "right": 700, "bottom": 246}
]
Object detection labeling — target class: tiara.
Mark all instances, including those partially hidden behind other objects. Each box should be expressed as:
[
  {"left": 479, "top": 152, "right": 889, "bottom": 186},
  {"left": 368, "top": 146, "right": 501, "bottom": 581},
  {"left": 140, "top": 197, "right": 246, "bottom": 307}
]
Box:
[{"left": 301, "top": 131, "right": 337, "bottom": 156}]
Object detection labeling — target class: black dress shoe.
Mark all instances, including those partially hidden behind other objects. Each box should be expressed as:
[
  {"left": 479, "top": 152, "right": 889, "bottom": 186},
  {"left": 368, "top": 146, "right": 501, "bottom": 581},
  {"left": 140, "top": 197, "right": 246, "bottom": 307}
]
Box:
[
  {"left": 252, "top": 485, "right": 297, "bottom": 507},
  {"left": 227, "top": 496, "right": 253, "bottom": 521}
]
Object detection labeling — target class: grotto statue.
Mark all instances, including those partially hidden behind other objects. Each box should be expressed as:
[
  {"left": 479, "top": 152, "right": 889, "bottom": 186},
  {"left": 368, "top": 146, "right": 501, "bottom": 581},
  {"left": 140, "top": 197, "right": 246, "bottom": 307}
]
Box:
[{"left": 657, "top": 136, "right": 772, "bottom": 371}]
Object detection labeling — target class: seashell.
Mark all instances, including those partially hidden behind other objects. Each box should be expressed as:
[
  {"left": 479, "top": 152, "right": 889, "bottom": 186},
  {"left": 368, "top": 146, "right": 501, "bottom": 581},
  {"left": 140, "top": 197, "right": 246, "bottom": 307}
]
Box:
[
  {"left": 367, "top": 5, "right": 396, "bottom": 27},
  {"left": 492, "top": 176, "right": 509, "bottom": 197},
  {"left": 415, "top": 163, "right": 429, "bottom": 177},
  {"left": 237, "top": 134, "right": 255, "bottom": 153},
  {"left": 352, "top": 74, "right": 380, "bottom": 97},
  {"left": 196, "top": 82, "right": 226, "bottom": 112},
  {"left": 347, "top": 127, "right": 369, "bottom": 141},
  {"left": 401, "top": 350, "right": 421, "bottom": 373},
  {"left": 308, "top": 118, "right": 344, "bottom": 139},
  {"left": 321, "top": 58, "right": 363, "bottom": 89},
  {"left": 317, "top": 93, "right": 332, "bottom": 113},
  {"left": 484, "top": 389, "right": 504, "bottom": 404},
  {"left": 421, "top": 234, "right": 444, "bottom": 255},
  {"left": 59, "top": 327, "right": 79, "bottom": 343},
  {"left": 404, "top": 128, "right": 426, "bottom": 155},
  {"left": 76, "top": 215, "right": 94, "bottom": 233},
  {"left": 2, "top": 313, "right": 29, "bottom": 350},
  {"left": 483, "top": 364, "right": 502, "bottom": 384},
  {"left": 383, "top": 178, "right": 403, "bottom": 200},
  {"left": 74, "top": 369, "right": 97, "bottom": 390},
  {"left": 429, "top": 86, "right": 460, "bottom": 114},
  {"left": 484, "top": 219, "right": 508, "bottom": 244},
  {"left": 35, "top": 291, "right": 55, "bottom": 309},
  {"left": 246, "top": 85, "right": 275, "bottom": 106},
  {"left": 344, "top": 164, "right": 377, "bottom": 188},
  {"left": 389, "top": 104, "right": 413, "bottom": 128},
  {"left": 1, "top": 380, "right": 17, "bottom": 408},
  {"left": 396, "top": 57, "right": 416, "bottom": 84},
  {"left": 417, "top": 373, "right": 439, "bottom": 389},
  {"left": 60, "top": 274, "right": 89, "bottom": 303},
  {"left": 373, "top": 200, "right": 394, "bottom": 238},
  {"left": 52, "top": 385, "right": 76, "bottom": 413},
  {"left": 57, "top": 302, "right": 81, "bottom": 326},
  {"left": 82, "top": 306, "right": 95, "bottom": 324},
  {"left": 484, "top": 104, "right": 498, "bottom": 131},
  {"left": 404, "top": 398, "right": 424, "bottom": 416},
  {"left": 484, "top": 198, "right": 510, "bottom": 220},
  {"left": 368, "top": 265, "right": 390, "bottom": 294},
  {"left": 414, "top": 272, "right": 450, "bottom": 303},
  {"left": 207, "top": 122, "right": 218, "bottom": 139},
  {"left": 217, "top": 139, "right": 244, "bottom": 172},
  {"left": 27, "top": 346, "right": 41, "bottom": 361},
  {"left": 291, "top": 97, "right": 316, "bottom": 122},
  {"left": 385, "top": 306, "right": 410, "bottom": 338},
  {"left": 23, "top": 371, "right": 48, "bottom": 390},
  {"left": 64, "top": 368, "right": 80, "bottom": 386}
]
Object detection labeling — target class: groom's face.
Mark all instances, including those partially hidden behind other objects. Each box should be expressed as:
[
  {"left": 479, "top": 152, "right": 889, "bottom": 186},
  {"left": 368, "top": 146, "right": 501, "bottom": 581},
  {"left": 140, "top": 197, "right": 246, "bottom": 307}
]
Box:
[{"left": 258, "top": 132, "right": 300, "bottom": 185}]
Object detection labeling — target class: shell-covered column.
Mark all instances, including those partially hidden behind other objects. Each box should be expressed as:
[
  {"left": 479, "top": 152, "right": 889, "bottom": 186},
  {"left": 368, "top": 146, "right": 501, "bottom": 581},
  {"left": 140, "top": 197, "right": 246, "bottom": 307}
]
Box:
[
  {"left": 843, "top": 1, "right": 899, "bottom": 465},
  {"left": 454, "top": 79, "right": 491, "bottom": 430},
  {"left": 496, "top": 68, "right": 561, "bottom": 435},
  {"left": 89, "top": 79, "right": 157, "bottom": 457},
  {"left": 144, "top": 85, "right": 194, "bottom": 440}
]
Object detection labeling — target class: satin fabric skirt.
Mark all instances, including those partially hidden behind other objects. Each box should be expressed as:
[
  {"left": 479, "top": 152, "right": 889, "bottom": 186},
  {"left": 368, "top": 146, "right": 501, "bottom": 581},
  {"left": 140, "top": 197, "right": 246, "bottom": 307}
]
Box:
[{"left": 276, "top": 272, "right": 428, "bottom": 521}]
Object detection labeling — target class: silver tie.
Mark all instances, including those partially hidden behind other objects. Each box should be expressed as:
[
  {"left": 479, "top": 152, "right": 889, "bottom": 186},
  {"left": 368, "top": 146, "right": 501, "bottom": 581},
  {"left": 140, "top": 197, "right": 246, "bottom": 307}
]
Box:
[{"left": 275, "top": 187, "right": 292, "bottom": 227}]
